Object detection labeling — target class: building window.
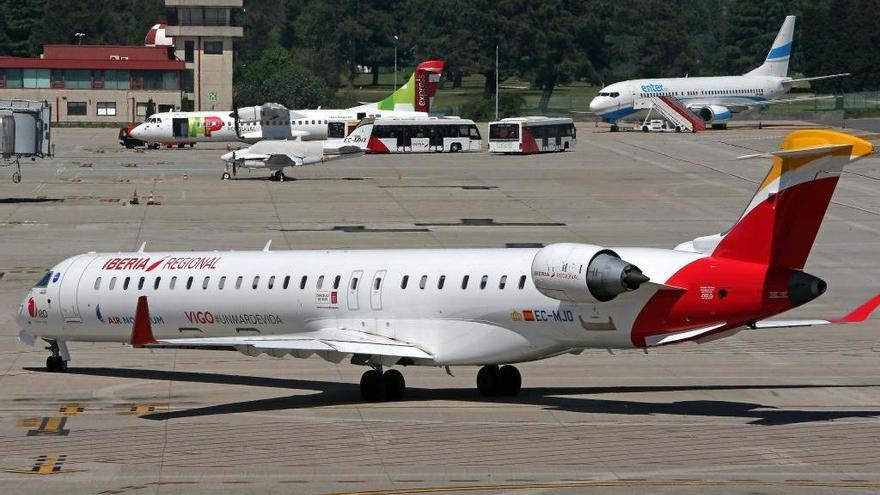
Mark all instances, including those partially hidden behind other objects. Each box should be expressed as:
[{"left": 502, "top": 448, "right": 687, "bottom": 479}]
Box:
[
  {"left": 162, "top": 71, "right": 178, "bottom": 90},
  {"left": 136, "top": 102, "right": 148, "bottom": 117},
  {"left": 97, "top": 102, "right": 116, "bottom": 116},
  {"left": 5, "top": 68, "right": 22, "bottom": 88},
  {"left": 184, "top": 40, "right": 195, "bottom": 63},
  {"left": 204, "top": 8, "right": 227, "bottom": 26},
  {"left": 204, "top": 41, "right": 223, "bottom": 54},
  {"left": 67, "top": 102, "right": 87, "bottom": 116},
  {"left": 23, "top": 69, "right": 50, "bottom": 88},
  {"left": 64, "top": 69, "right": 91, "bottom": 89},
  {"left": 104, "top": 70, "right": 130, "bottom": 90}
]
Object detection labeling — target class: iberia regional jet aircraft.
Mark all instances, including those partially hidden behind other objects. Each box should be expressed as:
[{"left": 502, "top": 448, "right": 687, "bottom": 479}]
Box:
[
  {"left": 589, "top": 16, "right": 849, "bottom": 131},
  {"left": 17, "top": 130, "right": 879, "bottom": 401},
  {"left": 128, "top": 60, "right": 444, "bottom": 145}
]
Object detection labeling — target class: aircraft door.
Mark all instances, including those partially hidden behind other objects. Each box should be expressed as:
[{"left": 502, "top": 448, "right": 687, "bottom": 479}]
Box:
[
  {"left": 172, "top": 118, "right": 189, "bottom": 138},
  {"left": 348, "top": 270, "right": 363, "bottom": 311},
  {"left": 58, "top": 256, "right": 95, "bottom": 322},
  {"left": 328, "top": 122, "right": 346, "bottom": 138},
  {"left": 370, "top": 270, "right": 386, "bottom": 310}
]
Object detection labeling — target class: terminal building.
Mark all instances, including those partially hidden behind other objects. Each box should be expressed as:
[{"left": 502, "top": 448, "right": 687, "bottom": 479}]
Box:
[{"left": 0, "top": 0, "right": 242, "bottom": 124}]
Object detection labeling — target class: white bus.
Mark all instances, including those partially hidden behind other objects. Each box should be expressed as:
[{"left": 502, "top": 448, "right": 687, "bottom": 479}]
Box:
[
  {"left": 367, "top": 117, "right": 482, "bottom": 153},
  {"left": 488, "top": 117, "right": 576, "bottom": 154}
]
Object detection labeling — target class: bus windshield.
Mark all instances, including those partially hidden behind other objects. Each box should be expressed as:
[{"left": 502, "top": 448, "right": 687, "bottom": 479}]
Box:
[{"left": 489, "top": 123, "right": 519, "bottom": 141}]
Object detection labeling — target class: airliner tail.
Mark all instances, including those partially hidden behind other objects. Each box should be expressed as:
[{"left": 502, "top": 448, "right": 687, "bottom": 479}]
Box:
[{"left": 745, "top": 15, "right": 795, "bottom": 78}]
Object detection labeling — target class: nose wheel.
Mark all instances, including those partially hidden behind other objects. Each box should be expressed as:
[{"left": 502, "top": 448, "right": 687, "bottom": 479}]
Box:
[
  {"left": 45, "top": 340, "right": 68, "bottom": 372},
  {"left": 476, "top": 365, "right": 521, "bottom": 397},
  {"left": 360, "top": 367, "right": 406, "bottom": 402}
]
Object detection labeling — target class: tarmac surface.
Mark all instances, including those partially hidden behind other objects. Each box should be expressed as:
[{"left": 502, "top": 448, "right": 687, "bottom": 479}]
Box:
[{"left": 1, "top": 122, "right": 879, "bottom": 494}]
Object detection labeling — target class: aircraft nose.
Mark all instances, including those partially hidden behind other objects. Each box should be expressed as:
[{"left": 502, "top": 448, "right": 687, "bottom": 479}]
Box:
[
  {"left": 589, "top": 97, "right": 605, "bottom": 113},
  {"left": 130, "top": 124, "right": 147, "bottom": 139},
  {"left": 220, "top": 151, "right": 234, "bottom": 162}
]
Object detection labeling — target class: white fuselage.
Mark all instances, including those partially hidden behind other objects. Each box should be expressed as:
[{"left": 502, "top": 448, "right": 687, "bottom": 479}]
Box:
[
  {"left": 18, "top": 247, "right": 702, "bottom": 366},
  {"left": 589, "top": 75, "right": 789, "bottom": 122},
  {"left": 130, "top": 105, "right": 427, "bottom": 144}
]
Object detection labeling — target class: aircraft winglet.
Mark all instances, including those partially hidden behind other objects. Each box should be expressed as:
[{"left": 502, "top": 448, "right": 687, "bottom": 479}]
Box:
[
  {"left": 834, "top": 292, "right": 880, "bottom": 323},
  {"left": 130, "top": 296, "right": 158, "bottom": 347}
]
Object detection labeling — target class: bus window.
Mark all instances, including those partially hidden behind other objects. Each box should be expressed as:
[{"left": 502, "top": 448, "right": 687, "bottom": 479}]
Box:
[
  {"left": 490, "top": 124, "right": 519, "bottom": 140},
  {"left": 469, "top": 125, "right": 481, "bottom": 140}
]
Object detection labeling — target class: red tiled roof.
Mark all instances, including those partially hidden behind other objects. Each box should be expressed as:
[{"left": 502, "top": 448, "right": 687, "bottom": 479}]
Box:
[{"left": 0, "top": 45, "right": 183, "bottom": 70}]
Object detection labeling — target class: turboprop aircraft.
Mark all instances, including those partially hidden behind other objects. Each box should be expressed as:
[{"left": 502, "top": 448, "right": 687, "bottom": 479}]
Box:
[
  {"left": 128, "top": 60, "right": 444, "bottom": 145},
  {"left": 17, "top": 130, "right": 879, "bottom": 402},
  {"left": 217, "top": 119, "right": 374, "bottom": 181},
  {"left": 589, "top": 16, "right": 849, "bottom": 130}
]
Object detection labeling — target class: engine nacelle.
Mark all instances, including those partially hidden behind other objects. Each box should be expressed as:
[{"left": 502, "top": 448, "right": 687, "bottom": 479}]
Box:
[
  {"left": 697, "top": 104, "right": 732, "bottom": 124},
  {"left": 531, "top": 243, "right": 650, "bottom": 303}
]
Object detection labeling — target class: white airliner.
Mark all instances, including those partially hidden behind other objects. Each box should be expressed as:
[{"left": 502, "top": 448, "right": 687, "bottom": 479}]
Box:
[
  {"left": 589, "top": 16, "right": 849, "bottom": 130},
  {"left": 17, "top": 130, "right": 879, "bottom": 401},
  {"left": 217, "top": 120, "right": 374, "bottom": 181},
  {"left": 128, "top": 60, "right": 444, "bottom": 145}
]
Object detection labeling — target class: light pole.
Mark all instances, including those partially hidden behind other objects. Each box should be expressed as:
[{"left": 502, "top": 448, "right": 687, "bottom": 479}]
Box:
[
  {"left": 74, "top": 33, "right": 86, "bottom": 45},
  {"left": 393, "top": 35, "right": 399, "bottom": 90}
]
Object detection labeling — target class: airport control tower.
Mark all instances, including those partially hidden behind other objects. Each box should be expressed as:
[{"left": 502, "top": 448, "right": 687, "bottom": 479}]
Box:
[{"left": 165, "top": 0, "right": 243, "bottom": 111}]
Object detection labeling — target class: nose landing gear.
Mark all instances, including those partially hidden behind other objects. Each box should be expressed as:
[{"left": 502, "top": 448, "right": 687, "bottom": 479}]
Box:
[{"left": 45, "top": 340, "right": 68, "bottom": 373}]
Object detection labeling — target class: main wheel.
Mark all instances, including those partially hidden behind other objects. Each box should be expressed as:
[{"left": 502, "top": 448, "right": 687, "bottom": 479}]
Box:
[
  {"left": 360, "top": 369, "right": 384, "bottom": 402},
  {"left": 222, "top": 172, "right": 231, "bottom": 181},
  {"left": 383, "top": 369, "right": 406, "bottom": 401},
  {"left": 498, "top": 365, "right": 521, "bottom": 396},
  {"left": 46, "top": 356, "right": 57, "bottom": 372},
  {"left": 610, "top": 124, "right": 619, "bottom": 132},
  {"left": 476, "top": 366, "right": 500, "bottom": 397}
]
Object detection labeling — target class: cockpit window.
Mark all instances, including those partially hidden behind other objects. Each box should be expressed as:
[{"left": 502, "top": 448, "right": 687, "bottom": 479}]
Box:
[
  {"left": 34, "top": 271, "right": 53, "bottom": 288},
  {"left": 597, "top": 92, "right": 620, "bottom": 98}
]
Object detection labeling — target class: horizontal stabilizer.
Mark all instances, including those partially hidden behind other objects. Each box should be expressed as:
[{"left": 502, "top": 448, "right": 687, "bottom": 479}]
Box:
[
  {"left": 782, "top": 73, "right": 850, "bottom": 86},
  {"left": 645, "top": 323, "right": 726, "bottom": 346},
  {"left": 750, "top": 292, "right": 880, "bottom": 329}
]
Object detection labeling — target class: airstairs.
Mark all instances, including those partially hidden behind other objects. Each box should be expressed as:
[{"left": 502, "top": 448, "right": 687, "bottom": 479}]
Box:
[{"left": 634, "top": 96, "right": 705, "bottom": 132}]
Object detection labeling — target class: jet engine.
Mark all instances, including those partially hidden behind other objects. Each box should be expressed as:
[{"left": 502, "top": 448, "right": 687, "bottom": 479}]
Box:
[
  {"left": 530, "top": 243, "right": 650, "bottom": 303},
  {"left": 697, "top": 104, "right": 732, "bottom": 124}
]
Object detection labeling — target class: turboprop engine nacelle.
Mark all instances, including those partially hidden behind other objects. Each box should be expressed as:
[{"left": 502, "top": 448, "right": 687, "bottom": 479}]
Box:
[
  {"left": 698, "top": 104, "right": 732, "bottom": 124},
  {"left": 531, "top": 243, "right": 650, "bottom": 303}
]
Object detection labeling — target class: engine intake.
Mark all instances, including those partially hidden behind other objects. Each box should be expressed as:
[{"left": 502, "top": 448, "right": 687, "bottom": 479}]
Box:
[{"left": 531, "top": 243, "right": 650, "bottom": 303}]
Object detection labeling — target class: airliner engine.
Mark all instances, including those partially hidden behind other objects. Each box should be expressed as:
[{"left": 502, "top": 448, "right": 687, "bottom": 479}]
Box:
[
  {"left": 531, "top": 243, "right": 649, "bottom": 303},
  {"left": 697, "top": 105, "right": 732, "bottom": 124}
]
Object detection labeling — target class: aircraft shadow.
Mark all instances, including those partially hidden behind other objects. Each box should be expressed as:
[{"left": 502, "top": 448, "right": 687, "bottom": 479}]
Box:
[
  {"left": 0, "top": 197, "right": 64, "bottom": 204},
  {"left": 47, "top": 367, "right": 880, "bottom": 426}
]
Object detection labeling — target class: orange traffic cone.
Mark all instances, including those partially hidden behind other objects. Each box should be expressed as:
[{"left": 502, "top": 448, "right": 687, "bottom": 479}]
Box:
[{"left": 147, "top": 191, "right": 155, "bottom": 205}]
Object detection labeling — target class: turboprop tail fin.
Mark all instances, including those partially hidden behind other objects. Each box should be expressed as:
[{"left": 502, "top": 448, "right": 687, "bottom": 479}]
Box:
[
  {"left": 745, "top": 15, "right": 795, "bottom": 78},
  {"left": 376, "top": 60, "right": 444, "bottom": 113}
]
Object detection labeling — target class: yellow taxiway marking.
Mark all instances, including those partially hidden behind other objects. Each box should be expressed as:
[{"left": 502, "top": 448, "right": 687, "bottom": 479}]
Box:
[
  {"left": 32, "top": 454, "right": 67, "bottom": 475},
  {"left": 324, "top": 479, "right": 880, "bottom": 495},
  {"left": 24, "top": 416, "right": 70, "bottom": 436},
  {"left": 58, "top": 404, "right": 84, "bottom": 416},
  {"left": 117, "top": 403, "right": 168, "bottom": 415}
]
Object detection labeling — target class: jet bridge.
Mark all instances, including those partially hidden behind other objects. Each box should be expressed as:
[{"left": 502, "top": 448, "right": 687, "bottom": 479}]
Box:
[
  {"left": 0, "top": 99, "right": 52, "bottom": 183},
  {"left": 634, "top": 96, "right": 705, "bottom": 133}
]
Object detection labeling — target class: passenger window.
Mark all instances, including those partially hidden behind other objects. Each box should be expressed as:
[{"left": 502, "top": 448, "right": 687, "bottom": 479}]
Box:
[
  {"left": 438, "top": 275, "right": 445, "bottom": 289},
  {"left": 499, "top": 275, "right": 507, "bottom": 289},
  {"left": 94, "top": 277, "right": 102, "bottom": 290},
  {"left": 219, "top": 276, "right": 226, "bottom": 290},
  {"left": 480, "top": 275, "right": 488, "bottom": 290},
  {"left": 374, "top": 277, "right": 382, "bottom": 290},
  {"left": 461, "top": 275, "right": 469, "bottom": 289},
  {"left": 252, "top": 276, "right": 260, "bottom": 289},
  {"left": 154, "top": 277, "right": 161, "bottom": 290},
  {"left": 169, "top": 276, "right": 176, "bottom": 290},
  {"left": 123, "top": 277, "right": 131, "bottom": 290},
  {"left": 236, "top": 276, "right": 243, "bottom": 289},
  {"left": 419, "top": 275, "right": 427, "bottom": 289},
  {"left": 401, "top": 275, "right": 409, "bottom": 289},
  {"left": 351, "top": 277, "right": 358, "bottom": 290},
  {"left": 202, "top": 276, "right": 210, "bottom": 289},
  {"left": 333, "top": 275, "right": 341, "bottom": 289},
  {"left": 300, "top": 276, "right": 307, "bottom": 289},
  {"left": 268, "top": 275, "right": 275, "bottom": 289},
  {"left": 186, "top": 276, "right": 193, "bottom": 290},
  {"left": 109, "top": 277, "right": 117, "bottom": 290},
  {"left": 317, "top": 275, "right": 324, "bottom": 289},
  {"left": 283, "top": 275, "right": 290, "bottom": 289},
  {"left": 519, "top": 275, "right": 527, "bottom": 290}
]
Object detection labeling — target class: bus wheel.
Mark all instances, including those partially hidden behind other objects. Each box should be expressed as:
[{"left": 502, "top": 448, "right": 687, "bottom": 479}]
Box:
[
  {"left": 642, "top": 125, "right": 649, "bottom": 132},
  {"left": 450, "top": 143, "right": 461, "bottom": 153}
]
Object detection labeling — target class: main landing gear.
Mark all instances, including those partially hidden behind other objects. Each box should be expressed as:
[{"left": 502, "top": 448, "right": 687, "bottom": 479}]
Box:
[
  {"left": 270, "top": 170, "right": 291, "bottom": 182},
  {"left": 45, "top": 340, "right": 67, "bottom": 373},
  {"left": 610, "top": 124, "right": 620, "bottom": 132},
  {"left": 360, "top": 366, "right": 406, "bottom": 402},
  {"left": 476, "top": 365, "right": 521, "bottom": 397}
]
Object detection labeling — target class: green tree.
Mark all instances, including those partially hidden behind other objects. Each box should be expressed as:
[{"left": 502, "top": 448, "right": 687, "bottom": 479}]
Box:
[
  {"left": 234, "top": 46, "right": 331, "bottom": 108},
  {"left": 0, "top": 0, "right": 45, "bottom": 56}
]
